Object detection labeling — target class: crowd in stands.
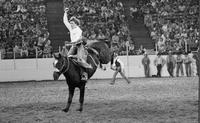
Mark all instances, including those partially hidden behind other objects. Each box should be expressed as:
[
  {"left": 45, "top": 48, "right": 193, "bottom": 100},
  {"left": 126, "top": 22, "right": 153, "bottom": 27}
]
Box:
[
  {"left": 1, "top": 0, "right": 199, "bottom": 59},
  {"left": 63, "top": 0, "right": 135, "bottom": 55},
  {"left": 0, "top": 0, "right": 52, "bottom": 59},
  {"left": 139, "top": 0, "right": 199, "bottom": 54}
]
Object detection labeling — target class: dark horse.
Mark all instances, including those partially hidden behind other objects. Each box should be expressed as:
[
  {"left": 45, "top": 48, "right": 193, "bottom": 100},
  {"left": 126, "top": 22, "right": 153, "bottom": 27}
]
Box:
[{"left": 53, "top": 40, "right": 111, "bottom": 112}]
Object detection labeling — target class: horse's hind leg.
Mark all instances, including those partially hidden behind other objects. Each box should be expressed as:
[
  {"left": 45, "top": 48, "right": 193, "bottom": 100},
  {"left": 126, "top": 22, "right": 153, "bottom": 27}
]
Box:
[
  {"left": 76, "top": 85, "right": 85, "bottom": 112},
  {"left": 63, "top": 86, "right": 75, "bottom": 113}
]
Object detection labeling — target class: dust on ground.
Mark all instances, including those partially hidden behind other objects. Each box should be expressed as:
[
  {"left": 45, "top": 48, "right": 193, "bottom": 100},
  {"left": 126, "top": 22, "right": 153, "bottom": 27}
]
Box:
[{"left": 0, "top": 77, "right": 198, "bottom": 123}]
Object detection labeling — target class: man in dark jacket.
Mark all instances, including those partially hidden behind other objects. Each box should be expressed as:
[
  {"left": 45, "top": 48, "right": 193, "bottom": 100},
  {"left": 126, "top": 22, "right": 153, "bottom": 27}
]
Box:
[
  {"left": 142, "top": 53, "right": 150, "bottom": 77},
  {"left": 176, "top": 52, "right": 184, "bottom": 77},
  {"left": 166, "top": 51, "right": 176, "bottom": 77}
]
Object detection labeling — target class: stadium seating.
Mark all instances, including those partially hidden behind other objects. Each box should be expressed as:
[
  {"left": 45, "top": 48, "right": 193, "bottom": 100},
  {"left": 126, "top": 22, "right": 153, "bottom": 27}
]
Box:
[
  {"left": 142, "top": 0, "right": 199, "bottom": 54},
  {"left": 0, "top": 0, "right": 51, "bottom": 59}
]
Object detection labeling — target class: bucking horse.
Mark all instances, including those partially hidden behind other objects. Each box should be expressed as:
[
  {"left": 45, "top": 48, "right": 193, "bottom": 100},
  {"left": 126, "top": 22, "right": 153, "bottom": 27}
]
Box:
[{"left": 53, "top": 40, "right": 111, "bottom": 112}]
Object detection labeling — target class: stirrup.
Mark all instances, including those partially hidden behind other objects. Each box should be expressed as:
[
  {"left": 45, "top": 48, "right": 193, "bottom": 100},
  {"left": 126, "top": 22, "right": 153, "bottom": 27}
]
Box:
[{"left": 81, "top": 72, "right": 88, "bottom": 81}]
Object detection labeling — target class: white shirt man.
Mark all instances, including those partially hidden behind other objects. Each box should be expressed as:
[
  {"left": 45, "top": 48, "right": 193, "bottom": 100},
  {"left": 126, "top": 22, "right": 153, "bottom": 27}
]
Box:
[
  {"left": 63, "top": 12, "right": 82, "bottom": 43},
  {"left": 112, "top": 56, "right": 125, "bottom": 73},
  {"left": 154, "top": 54, "right": 165, "bottom": 77},
  {"left": 110, "top": 52, "right": 130, "bottom": 85}
]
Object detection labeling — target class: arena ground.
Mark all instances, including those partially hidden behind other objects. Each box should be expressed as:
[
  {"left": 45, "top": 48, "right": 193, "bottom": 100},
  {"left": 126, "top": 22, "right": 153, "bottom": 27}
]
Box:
[{"left": 0, "top": 77, "right": 198, "bottom": 123}]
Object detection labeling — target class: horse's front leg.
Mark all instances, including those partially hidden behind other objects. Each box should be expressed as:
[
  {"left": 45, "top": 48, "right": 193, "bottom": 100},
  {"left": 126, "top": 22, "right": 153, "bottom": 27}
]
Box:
[
  {"left": 76, "top": 85, "right": 85, "bottom": 112},
  {"left": 63, "top": 86, "right": 75, "bottom": 113}
]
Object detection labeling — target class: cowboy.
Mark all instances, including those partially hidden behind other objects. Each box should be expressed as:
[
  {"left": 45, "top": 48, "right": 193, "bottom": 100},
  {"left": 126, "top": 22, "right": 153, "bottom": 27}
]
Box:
[
  {"left": 166, "top": 51, "right": 176, "bottom": 77},
  {"left": 183, "top": 52, "right": 192, "bottom": 77},
  {"left": 53, "top": 8, "right": 91, "bottom": 81},
  {"left": 154, "top": 52, "right": 165, "bottom": 77},
  {"left": 110, "top": 52, "right": 131, "bottom": 85},
  {"left": 142, "top": 52, "right": 150, "bottom": 77},
  {"left": 176, "top": 52, "right": 184, "bottom": 77}
]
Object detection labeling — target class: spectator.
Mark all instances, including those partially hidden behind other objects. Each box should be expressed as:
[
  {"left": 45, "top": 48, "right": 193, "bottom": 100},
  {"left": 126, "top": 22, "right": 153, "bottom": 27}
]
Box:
[
  {"left": 176, "top": 52, "right": 184, "bottom": 77},
  {"left": 157, "top": 38, "right": 166, "bottom": 53},
  {"left": 138, "top": 45, "right": 146, "bottom": 55},
  {"left": 20, "top": 42, "right": 29, "bottom": 57},
  {"left": 193, "top": 52, "right": 200, "bottom": 76},
  {"left": 97, "top": 29, "right": 106, "bottom": 39},
  {"left": 154, "top": 53, "right": 165, "bottom": 77},
  {"left": 130, "top": 5, "right": 139, "bottom": 21},
  {"left": 142, "top": 52, "right": 150, "bottom": 77},
  {"left": 37, "top": 34, "right": 45, "bottom": 51},
  {"left": 13, "top": 44, "right": 21, "bottom": 56},
  {"left": 183, "top": 53, "right": 192, "bottom": 77},
  {"left": 112, "top": 33, "right": 119, "bottom": 43},
  {"left": 43, "top": 39, "right": 52, "bottom": 58},
  {"left": 166, "top": 51, "right": 176, "bottom": 77},
  {"left": 190, "top": 52, "right": 197, "bottom": 76},
  {"left": 89, "top": 30, "right": 97, "bottom": 39}
]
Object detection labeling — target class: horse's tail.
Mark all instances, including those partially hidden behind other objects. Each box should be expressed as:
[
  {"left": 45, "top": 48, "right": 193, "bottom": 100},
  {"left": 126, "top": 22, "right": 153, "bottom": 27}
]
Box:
[{"left": 86, "top": 40, "right": 111, "bottom": 64}]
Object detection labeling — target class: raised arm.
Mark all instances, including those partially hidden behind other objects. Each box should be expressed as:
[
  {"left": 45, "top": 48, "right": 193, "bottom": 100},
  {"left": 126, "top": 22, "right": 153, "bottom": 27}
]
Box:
[{"left": 63, "top": 10, "right": 72, "bottom": 31}]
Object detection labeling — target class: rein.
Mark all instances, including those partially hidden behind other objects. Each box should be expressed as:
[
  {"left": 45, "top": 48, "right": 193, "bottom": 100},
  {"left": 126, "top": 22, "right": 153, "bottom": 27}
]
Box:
[
  {"left": 88, "top": 55, "right": 98, "bottom": 67},
  {"left": 59, "top": 57, "right": 70, "bottom": 74}
]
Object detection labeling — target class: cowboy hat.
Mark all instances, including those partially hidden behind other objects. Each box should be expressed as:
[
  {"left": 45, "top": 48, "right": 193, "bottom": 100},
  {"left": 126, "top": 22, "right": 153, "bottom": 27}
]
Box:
[{"left": 69, "top": 16, "right": 80, "bottom": 26}]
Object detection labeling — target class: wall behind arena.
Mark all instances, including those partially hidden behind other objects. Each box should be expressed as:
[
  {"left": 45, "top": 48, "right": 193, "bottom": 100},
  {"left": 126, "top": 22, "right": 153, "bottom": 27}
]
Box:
[{"left": 0, "top": 55, "right": 197, "bottom": 82}]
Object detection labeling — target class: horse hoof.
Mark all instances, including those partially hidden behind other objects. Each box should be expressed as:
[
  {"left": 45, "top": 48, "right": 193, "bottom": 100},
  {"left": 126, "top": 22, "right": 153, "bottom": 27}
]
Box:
[
  {"left": 62, "top": 108, "right": 69, "bottom": 113},
  {"left": 110, "top": 82, "right": 115, "bottom": 85},
  {"left": 76, "top": 108, "right": 83, "bottom": 112}
]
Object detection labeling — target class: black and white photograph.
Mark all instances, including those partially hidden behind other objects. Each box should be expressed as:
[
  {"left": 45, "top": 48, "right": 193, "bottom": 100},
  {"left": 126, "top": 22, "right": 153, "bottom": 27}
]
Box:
[{"left": 0, "top": 0, "right": 199, "bottom": 122}]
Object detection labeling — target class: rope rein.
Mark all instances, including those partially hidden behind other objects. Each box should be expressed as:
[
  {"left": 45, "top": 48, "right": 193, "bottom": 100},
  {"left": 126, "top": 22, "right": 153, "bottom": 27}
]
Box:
[
  {"left": 60, "top": 57, "right": 70, "bottom": 74},
  {"left": 88, "top": 55, "right": 98, "bottom": 67}
]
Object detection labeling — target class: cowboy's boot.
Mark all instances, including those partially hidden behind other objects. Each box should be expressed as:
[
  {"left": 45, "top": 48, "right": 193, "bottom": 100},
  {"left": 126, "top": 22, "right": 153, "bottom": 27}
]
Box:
[
  {"left": 81, "top": 72, "right": 88, "bottom": 81},
  {"left": 80, "top": 68, "right": 88, "bottom": 82},
  {"left": 53, "top": 71, "right": 61, "bottom": 80}
]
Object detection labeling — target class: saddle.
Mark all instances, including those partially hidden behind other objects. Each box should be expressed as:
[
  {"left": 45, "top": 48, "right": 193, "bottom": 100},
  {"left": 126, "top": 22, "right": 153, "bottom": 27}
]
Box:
[{"left": 68, "top": 43, "right": 99, "bottom": 69}]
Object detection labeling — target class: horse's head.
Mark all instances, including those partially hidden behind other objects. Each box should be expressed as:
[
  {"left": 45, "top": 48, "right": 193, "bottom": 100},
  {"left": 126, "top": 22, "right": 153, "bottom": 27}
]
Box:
[{"left": 53, "top": 53, "right": 69, "bottom": 73}]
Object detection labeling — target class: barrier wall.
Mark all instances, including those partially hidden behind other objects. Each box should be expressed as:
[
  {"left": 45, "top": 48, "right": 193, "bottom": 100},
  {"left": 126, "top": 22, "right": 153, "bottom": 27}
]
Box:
[{"left": 0, "top": 55, "right": 197, "bottom": 82}]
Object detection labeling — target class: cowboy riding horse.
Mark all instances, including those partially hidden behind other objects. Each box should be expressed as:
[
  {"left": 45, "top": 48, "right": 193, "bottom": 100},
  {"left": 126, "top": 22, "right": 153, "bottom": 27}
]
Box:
[{"left": 53, "top": 40, "right": 111, "bottom": 112}]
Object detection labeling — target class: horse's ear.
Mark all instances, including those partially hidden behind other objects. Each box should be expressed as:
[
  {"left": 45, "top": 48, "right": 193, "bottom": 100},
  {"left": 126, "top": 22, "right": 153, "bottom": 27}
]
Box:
[
  {"left": 53, "top": 53, "right": 62, "bottom": 59},
  {"left": 53, "top": 53, "right": 57, "bottom": 59},
  {"left": 58, "top": 53, "right": 62, "bottom": 59}
]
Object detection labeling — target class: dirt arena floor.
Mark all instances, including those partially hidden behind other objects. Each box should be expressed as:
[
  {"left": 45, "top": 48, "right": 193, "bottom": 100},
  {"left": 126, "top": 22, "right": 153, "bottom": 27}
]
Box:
[{"left": 0, "top": 77, "right": 198, "bottom": 123}]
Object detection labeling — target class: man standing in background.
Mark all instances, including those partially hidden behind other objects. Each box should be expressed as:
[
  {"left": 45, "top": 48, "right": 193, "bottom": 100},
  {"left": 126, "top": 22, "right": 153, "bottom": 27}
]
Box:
[
  {"left": 154, "top": 53, "right": 165, "bottom": 77},
  {"left": 183, "top": 52, "right": 192, "bottom": 77},
  {"left": 166, "top": 51, "right": 176, "bottom": 77},
  {"left": 142, "top": 53, "right": 150, "bottom": 77},
  {"left": 176, "top": 52, "right": 184, "bottom": 77}
]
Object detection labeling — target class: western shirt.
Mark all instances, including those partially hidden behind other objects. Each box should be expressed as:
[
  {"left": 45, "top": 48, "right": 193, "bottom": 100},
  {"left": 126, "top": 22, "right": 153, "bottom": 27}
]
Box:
[
  {"left": 63, "top": 12, "right": 82, "bottom": 43},
  {"left": 112, "top": 57, "right": 124, "bottom": 71}
]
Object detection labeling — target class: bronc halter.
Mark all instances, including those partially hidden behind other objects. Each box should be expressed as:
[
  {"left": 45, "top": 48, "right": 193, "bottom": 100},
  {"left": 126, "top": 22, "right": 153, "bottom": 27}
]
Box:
[{"left": 54, "top": 56, "right": 70, "bottom": 74}]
